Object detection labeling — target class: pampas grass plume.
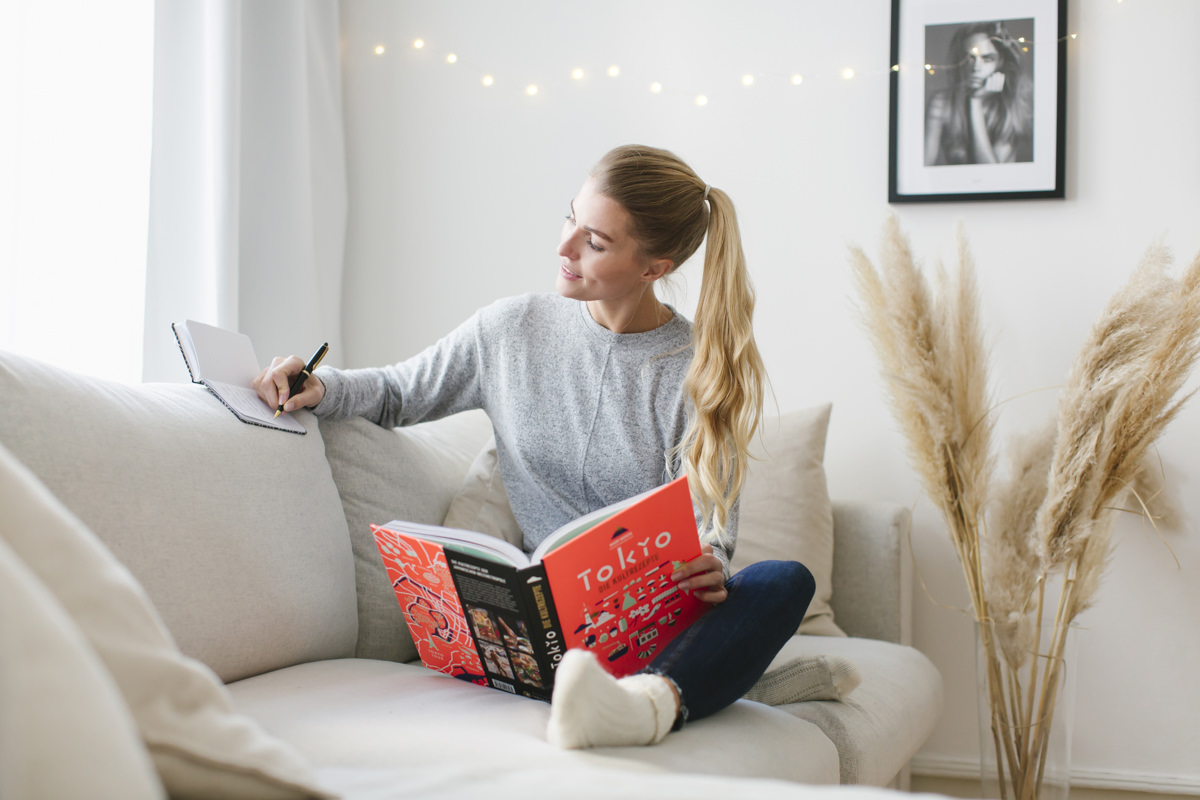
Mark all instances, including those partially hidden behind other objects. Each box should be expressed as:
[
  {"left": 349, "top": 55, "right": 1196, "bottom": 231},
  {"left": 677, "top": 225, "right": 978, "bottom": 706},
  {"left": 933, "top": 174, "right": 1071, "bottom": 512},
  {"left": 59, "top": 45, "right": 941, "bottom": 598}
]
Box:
[{"left": 852, "top": 220, "right": 1200, "bottom": 800}]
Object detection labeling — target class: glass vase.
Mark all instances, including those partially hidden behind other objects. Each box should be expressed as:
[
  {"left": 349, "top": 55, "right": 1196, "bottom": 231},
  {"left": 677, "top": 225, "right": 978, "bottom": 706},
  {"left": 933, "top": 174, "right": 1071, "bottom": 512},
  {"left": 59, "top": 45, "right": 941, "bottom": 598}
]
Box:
[{"left": 975, "top": 614, "right": 1079, "bottom": 800}]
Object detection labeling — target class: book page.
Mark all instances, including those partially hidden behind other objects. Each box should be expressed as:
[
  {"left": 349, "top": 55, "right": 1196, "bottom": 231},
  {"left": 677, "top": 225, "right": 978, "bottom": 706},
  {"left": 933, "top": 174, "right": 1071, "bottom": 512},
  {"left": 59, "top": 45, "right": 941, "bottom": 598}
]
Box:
[
  {"left": 531, "top": 483, "right": 660, "bottom": 562},
  {"left": 172, "top": 323, "right": 201, "bottom": 381},
  {"left": 205, "top": 381, "right": 305, "bottom": 433},
  {"left": 179, "top": 320, "right": 261, "bottom": 386},
  {"left": 377, "top": 520, "right": 531, "bottom": 567}
]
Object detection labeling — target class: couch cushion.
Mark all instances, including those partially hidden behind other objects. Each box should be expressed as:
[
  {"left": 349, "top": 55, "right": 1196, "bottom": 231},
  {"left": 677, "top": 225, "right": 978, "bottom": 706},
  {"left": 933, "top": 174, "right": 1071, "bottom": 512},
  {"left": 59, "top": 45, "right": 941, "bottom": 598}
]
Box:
[
  {"left": 0, "top": 535, "right": 164, "bottom": 800},
  {"left": 443, "top": 433, "right": 525, "bottom": 548},
  {"left": 311, "top": 766, "right": 873, "bottom": 800},
  {"left": 733, "top": 403, "right": 842, "bottom": 636},
  {"left": 767, "top": 635, "right": 945, "bottom": 786},
  {"left": 321, "top": 412, "right": 492, "bottom": 662},
  {"left": 227, "top": 658, "right": 841, "bottom": 786},
  {"left": 0, "top": 351, "right": 357, "bottom": 682},
  {"left": 314, "top": 768, "right": 946, "bottom": 800},
  {"left": 0, "top": 439, "right": 335, "bottom": 799}
]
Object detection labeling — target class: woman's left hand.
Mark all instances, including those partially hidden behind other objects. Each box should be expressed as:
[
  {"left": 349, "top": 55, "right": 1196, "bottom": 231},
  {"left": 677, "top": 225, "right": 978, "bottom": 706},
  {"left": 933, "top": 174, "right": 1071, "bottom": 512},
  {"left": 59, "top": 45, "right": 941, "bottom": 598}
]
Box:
[{"left": 672, "top": 544, "right": 728, "bottom": 605}]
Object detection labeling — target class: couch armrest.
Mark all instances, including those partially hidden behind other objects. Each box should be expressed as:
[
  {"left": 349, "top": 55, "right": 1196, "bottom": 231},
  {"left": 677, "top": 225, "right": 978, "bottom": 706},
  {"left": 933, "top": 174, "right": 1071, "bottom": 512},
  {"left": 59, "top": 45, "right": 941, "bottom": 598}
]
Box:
[{"left": 828, "top": 501, "right": 912, "bottom": 646}]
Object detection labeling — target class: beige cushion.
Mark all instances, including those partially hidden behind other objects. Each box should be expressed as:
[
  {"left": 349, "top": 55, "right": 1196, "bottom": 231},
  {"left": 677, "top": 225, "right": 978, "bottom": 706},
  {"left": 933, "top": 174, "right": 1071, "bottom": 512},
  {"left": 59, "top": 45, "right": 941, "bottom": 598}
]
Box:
[
  {"left": 321, "top": 411, "right": 492, "bottom": 662},
  {"left": 0, "top": 536, "right": 165, "bottom": 800},
  {"left": 733, "top": 404, "right": 843, "bottom": 636},
  {"left": 227, "top": 658, "right": 843, "bottom": 786},
  {"left": 0, "top": 441, "right": 334, "bottom": 800},
  {"left": 443, "top": 434, "right": 525, "bottom": 548},
  {"left": 0, "top": 351, "right": 357, "bottom": 683},
  {"left": 767, "top": 633, "right": 945, "bottom": 785}
]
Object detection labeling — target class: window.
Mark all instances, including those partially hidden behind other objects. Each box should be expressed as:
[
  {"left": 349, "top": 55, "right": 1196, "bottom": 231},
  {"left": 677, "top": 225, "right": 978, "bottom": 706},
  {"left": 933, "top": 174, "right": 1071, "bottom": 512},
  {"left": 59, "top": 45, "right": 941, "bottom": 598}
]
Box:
[{"left": 0, "top": 1, "right": 154, "bottom": 382}]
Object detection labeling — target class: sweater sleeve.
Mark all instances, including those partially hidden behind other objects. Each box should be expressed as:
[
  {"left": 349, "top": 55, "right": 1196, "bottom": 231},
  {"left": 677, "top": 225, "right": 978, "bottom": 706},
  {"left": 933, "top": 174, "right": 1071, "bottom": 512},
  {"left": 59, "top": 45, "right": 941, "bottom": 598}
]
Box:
[
  {"left": 311, "top": 312, "right": 485, "bottom": 428},
  {"left": 705, "top": 501, "right": 738, "bottom": 581}
]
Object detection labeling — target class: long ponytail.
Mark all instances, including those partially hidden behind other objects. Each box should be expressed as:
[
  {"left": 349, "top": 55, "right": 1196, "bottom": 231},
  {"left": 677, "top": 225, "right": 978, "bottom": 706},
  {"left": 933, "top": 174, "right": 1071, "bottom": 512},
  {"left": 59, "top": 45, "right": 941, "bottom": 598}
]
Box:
[
  {"left": 679, "top": 186, "right": 765, "bottom": 541},
  {"left": 590, "top": 145, "right": 766, "bottom": 542}
]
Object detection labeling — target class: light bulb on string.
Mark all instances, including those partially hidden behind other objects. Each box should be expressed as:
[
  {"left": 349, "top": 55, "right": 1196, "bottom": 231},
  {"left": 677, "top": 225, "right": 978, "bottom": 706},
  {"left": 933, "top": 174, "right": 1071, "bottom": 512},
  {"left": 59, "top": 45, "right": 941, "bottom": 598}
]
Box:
[
  {"left": 393, "top": 26, "right": 1087, "bottom": 105},
  {"left": 374, "top": 45, "right": 385, "bottom": 56}
]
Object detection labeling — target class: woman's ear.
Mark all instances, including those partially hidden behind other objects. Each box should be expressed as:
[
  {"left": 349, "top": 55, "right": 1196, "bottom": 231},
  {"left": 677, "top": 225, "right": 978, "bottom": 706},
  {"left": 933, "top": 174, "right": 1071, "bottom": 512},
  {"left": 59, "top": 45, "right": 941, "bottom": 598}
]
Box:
[{"left": 642, "top": 257, "right": 674, "bottom": 283}]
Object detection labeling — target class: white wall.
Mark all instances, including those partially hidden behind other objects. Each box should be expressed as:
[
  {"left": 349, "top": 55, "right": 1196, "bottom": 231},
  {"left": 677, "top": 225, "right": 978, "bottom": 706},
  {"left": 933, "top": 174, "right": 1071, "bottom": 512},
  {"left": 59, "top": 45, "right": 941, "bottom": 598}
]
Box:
[{"left": 338, "top": 0, "right": 1200, "bottom": 791}]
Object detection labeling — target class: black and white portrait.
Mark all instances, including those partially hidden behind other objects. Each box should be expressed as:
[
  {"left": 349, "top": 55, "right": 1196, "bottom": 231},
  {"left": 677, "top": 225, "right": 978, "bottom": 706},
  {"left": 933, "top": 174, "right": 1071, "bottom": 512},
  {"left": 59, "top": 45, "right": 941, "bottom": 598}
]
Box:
[{"left": 923, "top": 18, "right": 1035, "bottom": 166}]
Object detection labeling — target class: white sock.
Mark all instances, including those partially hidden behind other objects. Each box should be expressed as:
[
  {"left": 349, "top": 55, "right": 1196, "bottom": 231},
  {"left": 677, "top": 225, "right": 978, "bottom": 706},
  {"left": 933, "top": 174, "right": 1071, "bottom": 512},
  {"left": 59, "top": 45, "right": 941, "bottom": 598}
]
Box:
[{"left": 546, "top": 649, "right": 679, "bottom": 749}]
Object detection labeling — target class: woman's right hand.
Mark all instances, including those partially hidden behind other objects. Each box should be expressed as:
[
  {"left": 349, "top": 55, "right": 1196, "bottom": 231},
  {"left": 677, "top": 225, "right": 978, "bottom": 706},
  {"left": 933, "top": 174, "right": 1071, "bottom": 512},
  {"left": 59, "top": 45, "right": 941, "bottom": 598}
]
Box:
[
  {"left": 972, "top": 71, "right": 1006, "bottom": 98},
  {"left": 254, "top": 355, "right": 327, "bottom": 414}
]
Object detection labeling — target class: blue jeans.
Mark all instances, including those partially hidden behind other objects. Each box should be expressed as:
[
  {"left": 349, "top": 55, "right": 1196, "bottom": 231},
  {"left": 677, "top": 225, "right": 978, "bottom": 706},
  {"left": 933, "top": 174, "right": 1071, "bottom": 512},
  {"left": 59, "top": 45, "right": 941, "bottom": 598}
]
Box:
[{"left": 645, "top": 560, "right": 815, "bottom": 724}]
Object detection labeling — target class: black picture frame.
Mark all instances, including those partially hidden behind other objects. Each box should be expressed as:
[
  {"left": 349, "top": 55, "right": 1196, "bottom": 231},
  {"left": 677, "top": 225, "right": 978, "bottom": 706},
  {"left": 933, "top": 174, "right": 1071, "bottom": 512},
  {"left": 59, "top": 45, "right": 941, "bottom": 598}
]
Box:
[{"left": 888, "top": 0, "right": 1067, "bottom": 203}]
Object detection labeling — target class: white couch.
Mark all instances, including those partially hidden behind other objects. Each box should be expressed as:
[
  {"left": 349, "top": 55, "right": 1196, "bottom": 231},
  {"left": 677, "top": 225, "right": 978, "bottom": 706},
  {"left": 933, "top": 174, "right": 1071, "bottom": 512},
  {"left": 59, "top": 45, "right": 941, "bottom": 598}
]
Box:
[{"left": 0, "top": 349, "right": 943, "bottom": 799}]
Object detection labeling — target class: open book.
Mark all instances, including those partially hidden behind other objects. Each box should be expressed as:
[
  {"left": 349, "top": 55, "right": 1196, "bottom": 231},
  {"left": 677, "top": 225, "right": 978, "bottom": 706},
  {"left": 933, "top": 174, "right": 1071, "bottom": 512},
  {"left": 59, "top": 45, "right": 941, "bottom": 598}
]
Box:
[
  {"left": 372, "top": 476, "right": 709, "bottom": 700},
  {"left": 172, "top": 320, "right": 305, "bottom": 434}
]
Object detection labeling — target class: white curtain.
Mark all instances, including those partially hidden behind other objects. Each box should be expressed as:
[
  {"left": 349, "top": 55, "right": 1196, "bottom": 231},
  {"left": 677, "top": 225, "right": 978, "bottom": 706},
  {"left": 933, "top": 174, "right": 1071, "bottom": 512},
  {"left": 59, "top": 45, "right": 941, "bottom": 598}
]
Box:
[{"left": 143, "top": 0, "right": 346, "bottom": 382}]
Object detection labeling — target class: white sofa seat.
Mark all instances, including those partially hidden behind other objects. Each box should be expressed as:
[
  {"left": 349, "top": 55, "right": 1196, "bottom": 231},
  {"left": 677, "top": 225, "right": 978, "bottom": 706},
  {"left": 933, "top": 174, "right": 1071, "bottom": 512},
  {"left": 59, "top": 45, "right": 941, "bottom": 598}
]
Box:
[
  {"left": 768, "top": 635, "right": 944, "bottom": 785},
  {"left": 227, "top": 658, "right": 841, "bottom": 785}
]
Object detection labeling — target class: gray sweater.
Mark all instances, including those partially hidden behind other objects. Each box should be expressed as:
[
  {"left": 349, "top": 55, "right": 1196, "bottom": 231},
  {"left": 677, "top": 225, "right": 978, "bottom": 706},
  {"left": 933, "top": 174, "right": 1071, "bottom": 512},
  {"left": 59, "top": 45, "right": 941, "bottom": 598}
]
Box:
[{"left": 313, "top": 293, "right": 736, "bottom": 573}]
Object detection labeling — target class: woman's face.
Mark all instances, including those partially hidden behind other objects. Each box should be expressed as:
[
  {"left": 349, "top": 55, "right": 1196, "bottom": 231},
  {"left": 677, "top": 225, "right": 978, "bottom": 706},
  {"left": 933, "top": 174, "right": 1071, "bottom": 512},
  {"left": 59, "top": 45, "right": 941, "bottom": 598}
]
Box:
[
  {"left": 556, "top": 177, "right": 658, "bottom": 305},
  {"left": 965, "top": 33, "right": 1000, "bottom": 87}
]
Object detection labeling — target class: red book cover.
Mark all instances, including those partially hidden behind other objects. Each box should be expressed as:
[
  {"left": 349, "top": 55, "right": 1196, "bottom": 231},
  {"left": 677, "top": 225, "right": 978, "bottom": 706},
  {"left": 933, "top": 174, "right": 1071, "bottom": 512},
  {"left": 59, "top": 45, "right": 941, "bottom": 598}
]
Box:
[
  {"left": 539, "top": 476, "right": 708, "bottom": 677},
  {"left": 373, "top": 527, "right": 487, "bottom": 685}
]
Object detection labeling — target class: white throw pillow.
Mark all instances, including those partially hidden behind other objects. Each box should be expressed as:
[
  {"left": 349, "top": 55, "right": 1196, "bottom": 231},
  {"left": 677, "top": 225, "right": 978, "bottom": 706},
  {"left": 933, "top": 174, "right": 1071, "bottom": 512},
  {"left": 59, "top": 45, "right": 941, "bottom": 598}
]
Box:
[
  {"left": 0, "top": 442, "right": 334, "bottom": 800},
  {"left": 443, "top": 434, "right": 525, "bottom": 548},
  {"left": 0, "top": 537, "right": 165, "bottom": 800},
  {"left": 733, "top": 404, "right": 843, "bottom": 636}
]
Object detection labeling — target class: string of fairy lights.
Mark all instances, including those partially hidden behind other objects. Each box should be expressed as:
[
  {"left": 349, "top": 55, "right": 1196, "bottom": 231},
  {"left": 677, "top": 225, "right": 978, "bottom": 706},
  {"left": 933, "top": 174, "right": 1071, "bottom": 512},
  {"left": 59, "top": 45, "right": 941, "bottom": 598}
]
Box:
[{"left": 367, "top": 7, "right": 1110, "bottom": 105}]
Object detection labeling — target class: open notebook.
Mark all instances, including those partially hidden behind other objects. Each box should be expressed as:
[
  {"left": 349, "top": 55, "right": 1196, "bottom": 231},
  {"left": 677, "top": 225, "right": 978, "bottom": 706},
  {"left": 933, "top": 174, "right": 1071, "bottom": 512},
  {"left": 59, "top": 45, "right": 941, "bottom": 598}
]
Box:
[{"left": 172, "top": 320, "right": 306, "bottom": 434}]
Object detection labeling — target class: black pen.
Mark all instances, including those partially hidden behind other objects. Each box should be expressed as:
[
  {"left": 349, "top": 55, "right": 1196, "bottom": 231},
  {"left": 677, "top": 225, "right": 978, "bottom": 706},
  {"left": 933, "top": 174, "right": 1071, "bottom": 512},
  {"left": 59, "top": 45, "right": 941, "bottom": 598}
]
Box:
[{"left": 275, "top": 342, "right": 328, "bottom": 418}]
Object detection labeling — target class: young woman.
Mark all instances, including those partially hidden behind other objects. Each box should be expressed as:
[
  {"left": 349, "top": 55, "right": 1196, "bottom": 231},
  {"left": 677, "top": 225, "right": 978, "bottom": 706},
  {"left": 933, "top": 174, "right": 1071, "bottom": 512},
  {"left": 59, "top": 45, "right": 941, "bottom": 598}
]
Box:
[
  {"left": 255, "top": 144, "right": 815, "bottom": 749},
  {"left": 924, "top": 21, "right": 1033, "bottom": 166}
]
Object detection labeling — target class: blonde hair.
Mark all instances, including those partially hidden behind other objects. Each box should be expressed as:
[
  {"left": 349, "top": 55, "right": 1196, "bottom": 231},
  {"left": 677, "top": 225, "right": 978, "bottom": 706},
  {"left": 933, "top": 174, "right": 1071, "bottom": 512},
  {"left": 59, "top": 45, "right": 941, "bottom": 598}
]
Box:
[{"left": 590, "top": 145, "right": 766, "bottom": 542}]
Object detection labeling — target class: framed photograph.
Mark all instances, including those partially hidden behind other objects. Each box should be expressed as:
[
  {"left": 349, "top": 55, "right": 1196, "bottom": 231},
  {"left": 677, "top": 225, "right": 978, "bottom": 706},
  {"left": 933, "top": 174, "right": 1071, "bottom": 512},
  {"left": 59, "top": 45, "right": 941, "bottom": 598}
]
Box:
[{"left": 888, "top": 0, "right": 1067, "bottom": 202}]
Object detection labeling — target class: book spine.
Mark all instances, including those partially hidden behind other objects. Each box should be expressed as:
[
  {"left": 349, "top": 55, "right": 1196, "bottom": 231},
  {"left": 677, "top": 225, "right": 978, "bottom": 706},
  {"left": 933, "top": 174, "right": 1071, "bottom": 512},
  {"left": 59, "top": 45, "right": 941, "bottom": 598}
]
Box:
[
  {"left": 444, "top": 550, "right": 552, "bottom": 701},
  {"left": 518, "top": 563, "right": 567, "bottom": 695}
]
